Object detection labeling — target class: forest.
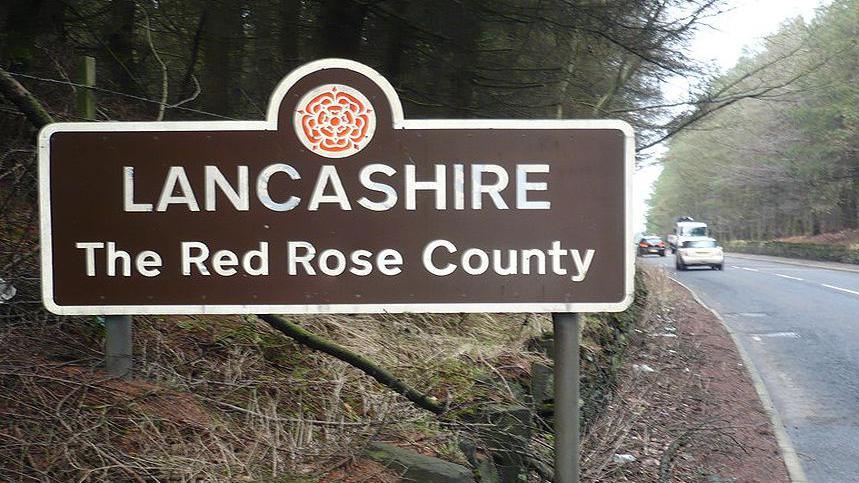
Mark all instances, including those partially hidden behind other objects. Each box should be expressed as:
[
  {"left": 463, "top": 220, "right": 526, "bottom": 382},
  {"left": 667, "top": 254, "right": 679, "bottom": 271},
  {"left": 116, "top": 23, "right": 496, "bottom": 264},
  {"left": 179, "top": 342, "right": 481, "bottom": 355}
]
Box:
[
  {"left": 0, "top": 0, "right": 724, "bottom": 128},
  {"left": 647, "top": 0, "right": 859, "bottom": 241}
]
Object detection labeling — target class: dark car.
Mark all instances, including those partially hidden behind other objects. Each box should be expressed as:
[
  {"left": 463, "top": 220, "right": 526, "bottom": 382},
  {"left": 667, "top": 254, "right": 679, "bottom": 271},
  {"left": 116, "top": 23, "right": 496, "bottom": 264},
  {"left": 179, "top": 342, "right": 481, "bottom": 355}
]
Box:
[{"left": 637, "top": 235, "right": 666, "bottom": 257}]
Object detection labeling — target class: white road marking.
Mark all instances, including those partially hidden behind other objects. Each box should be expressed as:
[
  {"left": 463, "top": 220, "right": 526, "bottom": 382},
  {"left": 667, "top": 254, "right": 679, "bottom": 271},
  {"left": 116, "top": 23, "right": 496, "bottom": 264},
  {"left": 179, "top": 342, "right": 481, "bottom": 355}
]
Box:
[
  {"left": 741, "top": 267, "right": 759, "bottom": 272},
  {"left": 774, "top": 273, "right": 803, "bottom": 281},
  {"left": 730, "top": 265, "right": 741, "bottom": 269},
  {"left": 821, "top": 284, "right": 859, "bottom": 296},
  {"left": 751, "top": 332, "right": 800, "bottom": 339}
]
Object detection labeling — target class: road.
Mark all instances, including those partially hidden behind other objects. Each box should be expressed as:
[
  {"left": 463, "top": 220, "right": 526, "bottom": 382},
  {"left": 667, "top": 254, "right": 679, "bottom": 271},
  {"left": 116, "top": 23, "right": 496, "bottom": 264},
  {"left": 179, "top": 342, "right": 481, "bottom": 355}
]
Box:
[{"left": 642, "top": 253, "right": 859, "bottom": 483}]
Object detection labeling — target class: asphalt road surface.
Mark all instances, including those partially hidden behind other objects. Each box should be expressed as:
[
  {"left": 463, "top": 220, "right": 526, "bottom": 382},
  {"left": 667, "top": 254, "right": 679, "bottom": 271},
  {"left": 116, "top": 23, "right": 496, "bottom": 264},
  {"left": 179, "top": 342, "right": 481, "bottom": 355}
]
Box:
[{"left": 643, "top": 253, "right": 859, "bottom": 483}]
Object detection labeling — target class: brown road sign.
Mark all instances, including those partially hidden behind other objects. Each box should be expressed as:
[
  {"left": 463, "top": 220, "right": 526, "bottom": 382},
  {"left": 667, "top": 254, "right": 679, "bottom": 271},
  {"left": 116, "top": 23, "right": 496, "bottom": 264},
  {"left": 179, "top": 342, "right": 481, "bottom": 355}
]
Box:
[{"left": 38, "top": 59, "right": 634, "bottom": 315}]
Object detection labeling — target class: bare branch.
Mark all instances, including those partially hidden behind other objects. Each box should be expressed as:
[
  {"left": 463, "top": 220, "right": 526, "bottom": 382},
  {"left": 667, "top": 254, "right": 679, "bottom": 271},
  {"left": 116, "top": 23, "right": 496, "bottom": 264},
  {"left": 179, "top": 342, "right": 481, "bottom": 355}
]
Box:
[{"left": 0, "top": 68, "right": 54, "bottom": 129}]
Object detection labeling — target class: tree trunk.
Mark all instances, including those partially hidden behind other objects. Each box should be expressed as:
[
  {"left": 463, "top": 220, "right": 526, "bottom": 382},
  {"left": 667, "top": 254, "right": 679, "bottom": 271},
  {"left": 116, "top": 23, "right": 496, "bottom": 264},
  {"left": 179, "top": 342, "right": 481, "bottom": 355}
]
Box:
[
  {"left": 279, "top": 0, "right": 301, "bottom": 70},
  {"left": 201, "top": 0, "right": 245, "bottom": 116},
  {"left": 844, "top": 179, "right": 859, "bottom": 230},
  {"left": 556, "top": 33, "right": 581, "bottom": 119},
  {"left": 250, "top": 1, "right": 277, "bottom": 109},
  {"left": 101, "top": 0, "right": 136, "bottom": 93},
  {"left": 447, "top": 1, "right": 479, "bottom": 117},
  {"left": 178, "top": 10, "right": 207, "bottom": 104},
  {"left": 316, "top": 0, "right": 367, "bottom": 59},
  {"left": 380, "top": 2, "right": 411, "bottom": 88}
]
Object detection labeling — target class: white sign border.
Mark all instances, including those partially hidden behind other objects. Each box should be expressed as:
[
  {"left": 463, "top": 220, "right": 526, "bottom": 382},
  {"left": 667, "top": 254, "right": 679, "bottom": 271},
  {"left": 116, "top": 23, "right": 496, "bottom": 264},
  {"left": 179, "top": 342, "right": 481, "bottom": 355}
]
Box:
[{"left": 38, "top": 58, "right": 635, "bottom": 316}]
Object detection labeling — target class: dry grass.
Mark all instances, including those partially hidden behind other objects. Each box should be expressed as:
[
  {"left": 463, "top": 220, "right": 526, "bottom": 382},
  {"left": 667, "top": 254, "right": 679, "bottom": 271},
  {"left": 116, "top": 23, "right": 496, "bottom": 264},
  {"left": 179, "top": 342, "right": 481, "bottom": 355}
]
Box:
[{"left": 0, "top": 304, "right": 553, "bottom": 481}]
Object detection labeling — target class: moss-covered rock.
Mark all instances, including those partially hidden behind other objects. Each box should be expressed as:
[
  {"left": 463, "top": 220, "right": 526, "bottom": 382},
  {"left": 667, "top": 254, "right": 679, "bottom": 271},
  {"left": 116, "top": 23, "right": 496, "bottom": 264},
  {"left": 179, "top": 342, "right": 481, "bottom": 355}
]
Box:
[{"left": 365, "top": 442, "right": 474, "bottom": 483}]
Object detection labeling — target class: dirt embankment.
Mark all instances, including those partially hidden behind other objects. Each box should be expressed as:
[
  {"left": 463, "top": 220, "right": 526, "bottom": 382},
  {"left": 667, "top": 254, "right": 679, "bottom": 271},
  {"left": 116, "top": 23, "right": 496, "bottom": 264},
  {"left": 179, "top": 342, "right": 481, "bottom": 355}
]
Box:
[
  {"left": 778, "top": 228, "right": 859, "bottom": 246},
  {"left": 0, "top": 310, "right": 552, "bottom": 481},
  {"left": 726, "top": 229, "right": 859, "bottom": 265},
  {"left": 581, "top": 267, "right": 789, "bottom": 482}
]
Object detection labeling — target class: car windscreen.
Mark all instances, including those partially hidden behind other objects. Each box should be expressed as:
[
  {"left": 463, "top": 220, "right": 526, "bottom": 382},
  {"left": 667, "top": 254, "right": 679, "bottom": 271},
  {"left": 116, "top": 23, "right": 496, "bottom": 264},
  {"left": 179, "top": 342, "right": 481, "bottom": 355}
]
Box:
[
  {"left": 644, "top": 237, "right": 662, "bottom": 243},
  {"left": 682, "top": 227, "right": 707, "bottom": 236},
  {"left": 682, "top": 240, "right": 717, "bottom": 248}
]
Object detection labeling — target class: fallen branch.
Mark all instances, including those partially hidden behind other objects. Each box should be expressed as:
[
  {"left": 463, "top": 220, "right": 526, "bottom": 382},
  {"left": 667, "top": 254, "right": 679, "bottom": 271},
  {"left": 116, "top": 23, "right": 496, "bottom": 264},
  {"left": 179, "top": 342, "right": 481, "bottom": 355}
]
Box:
[
  {"left": 0, "top": 67, "right": 54, "bottom": 129},
  {"left": 256, "top": 314, "right": 445, "bottom": 415}
]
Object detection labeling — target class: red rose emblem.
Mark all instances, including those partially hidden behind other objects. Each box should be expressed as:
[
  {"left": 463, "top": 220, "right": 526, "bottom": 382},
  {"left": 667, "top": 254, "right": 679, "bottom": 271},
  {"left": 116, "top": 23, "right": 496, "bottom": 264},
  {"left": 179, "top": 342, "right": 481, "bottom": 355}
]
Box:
[{"left": 294, "top": 85, "right": 375, "bottom": 158}]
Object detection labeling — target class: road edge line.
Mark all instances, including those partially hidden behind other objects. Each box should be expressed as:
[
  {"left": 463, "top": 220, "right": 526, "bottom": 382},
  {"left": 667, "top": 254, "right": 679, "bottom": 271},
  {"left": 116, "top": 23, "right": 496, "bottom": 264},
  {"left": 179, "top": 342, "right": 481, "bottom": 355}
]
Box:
[
  {"left": 729, "top": 252, "right": 859, "bottom": 274},
  {"left": 669, "top": 276, "right": 808, "bottom": 483}
]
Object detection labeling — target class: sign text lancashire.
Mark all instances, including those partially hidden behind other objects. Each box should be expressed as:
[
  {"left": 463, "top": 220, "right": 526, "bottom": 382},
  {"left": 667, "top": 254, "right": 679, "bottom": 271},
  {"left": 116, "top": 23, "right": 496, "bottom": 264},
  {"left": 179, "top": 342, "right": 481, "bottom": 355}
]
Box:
[{"left": 39, "top": 59, "right": 634, "bottom": 315}]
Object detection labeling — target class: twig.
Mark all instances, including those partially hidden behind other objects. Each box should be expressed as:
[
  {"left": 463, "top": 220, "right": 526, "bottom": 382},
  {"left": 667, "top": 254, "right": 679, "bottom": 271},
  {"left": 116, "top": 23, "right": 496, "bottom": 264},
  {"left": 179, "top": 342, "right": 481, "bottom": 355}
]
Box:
[
  {"left": 169, "top": 75, "right": 200, "bottom": 109},
  {"left": 143, "top": 9, "right": 169, "bottom": 121},
  {"left": 659, "top": 418, "right": 719, "bottom": 483}
]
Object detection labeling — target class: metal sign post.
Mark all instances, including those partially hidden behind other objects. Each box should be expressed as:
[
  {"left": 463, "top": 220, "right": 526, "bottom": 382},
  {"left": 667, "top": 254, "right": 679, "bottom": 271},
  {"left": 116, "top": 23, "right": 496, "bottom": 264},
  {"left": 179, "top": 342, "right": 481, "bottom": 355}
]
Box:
[
  {"left": 105, "top": 315, "right": 132, "bottom": 377},
  {"left": 553, "top": 312, "right": 581, "bottom": 483}
]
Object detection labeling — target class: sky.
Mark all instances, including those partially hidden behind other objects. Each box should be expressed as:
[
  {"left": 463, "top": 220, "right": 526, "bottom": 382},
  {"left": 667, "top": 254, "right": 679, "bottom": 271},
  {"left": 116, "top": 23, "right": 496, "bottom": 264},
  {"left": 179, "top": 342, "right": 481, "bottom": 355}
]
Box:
[{"left": 633, "top": 0, "right": 829, "bottom": 235}]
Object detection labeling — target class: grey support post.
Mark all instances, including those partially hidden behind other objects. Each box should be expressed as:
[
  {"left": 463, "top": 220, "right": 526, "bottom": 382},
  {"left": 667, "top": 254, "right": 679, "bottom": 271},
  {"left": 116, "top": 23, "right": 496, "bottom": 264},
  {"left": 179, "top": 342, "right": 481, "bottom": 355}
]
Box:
[
  {"left": 105, "top": 315, "right": 133, "bottom": 378},
  {"left": 552, "top": 312, "right": 581, "bottom": 483}
]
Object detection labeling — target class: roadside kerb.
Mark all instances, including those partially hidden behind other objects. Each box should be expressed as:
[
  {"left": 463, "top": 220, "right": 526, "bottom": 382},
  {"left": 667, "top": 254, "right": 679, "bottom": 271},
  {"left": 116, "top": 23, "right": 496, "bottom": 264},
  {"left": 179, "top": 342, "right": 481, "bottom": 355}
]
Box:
[
  {"left": 669, "top": 276, "right": 808, "bottom": 483},
  {"left": 728, "top": 252, "right": 859, "bottom": 274}
]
